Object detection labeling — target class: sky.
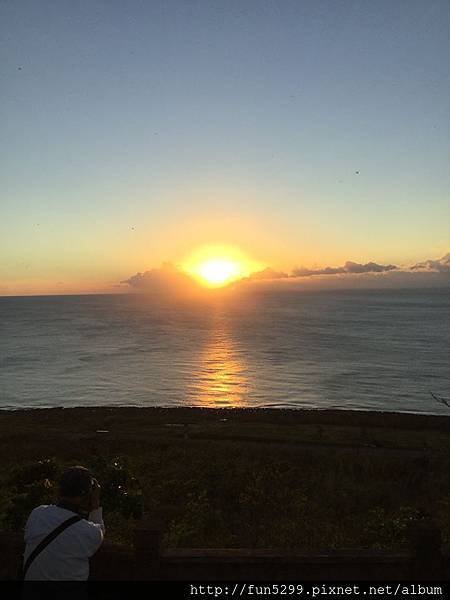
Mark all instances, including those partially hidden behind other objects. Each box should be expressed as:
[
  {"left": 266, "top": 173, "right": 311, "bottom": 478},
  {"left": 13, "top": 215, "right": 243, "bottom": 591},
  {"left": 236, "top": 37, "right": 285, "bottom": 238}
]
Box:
[{"left": 1, "top": 0, "right": 449, "bottom": 295}]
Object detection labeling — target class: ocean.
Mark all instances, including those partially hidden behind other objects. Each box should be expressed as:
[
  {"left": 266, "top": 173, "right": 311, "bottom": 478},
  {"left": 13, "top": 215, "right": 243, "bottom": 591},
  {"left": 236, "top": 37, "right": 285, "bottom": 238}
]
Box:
[{"left": 0, "top": 288, "right": 449, "bottom": 414}]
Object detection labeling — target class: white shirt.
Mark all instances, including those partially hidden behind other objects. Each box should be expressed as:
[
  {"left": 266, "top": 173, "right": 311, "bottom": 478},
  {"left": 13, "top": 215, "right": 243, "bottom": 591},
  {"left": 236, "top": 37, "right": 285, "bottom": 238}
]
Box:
[{"left": 23, "top": 504, "right": 105, "bottom": 581}]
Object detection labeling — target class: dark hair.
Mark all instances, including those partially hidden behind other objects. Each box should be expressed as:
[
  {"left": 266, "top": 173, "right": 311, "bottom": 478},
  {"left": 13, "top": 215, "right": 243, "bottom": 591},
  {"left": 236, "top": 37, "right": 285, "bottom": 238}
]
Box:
[{"left": 59, "top": 466, "right": 93, "bottom": 498}]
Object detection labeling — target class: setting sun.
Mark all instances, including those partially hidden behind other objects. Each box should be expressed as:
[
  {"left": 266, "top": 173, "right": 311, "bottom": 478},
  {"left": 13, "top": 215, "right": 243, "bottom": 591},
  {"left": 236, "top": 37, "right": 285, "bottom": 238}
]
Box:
[
  {"left": 182, "top": 245, "right": 262, "bottom": 288},
  {"left": 197, "top": 259, "right": 241, "bottom": 287}
]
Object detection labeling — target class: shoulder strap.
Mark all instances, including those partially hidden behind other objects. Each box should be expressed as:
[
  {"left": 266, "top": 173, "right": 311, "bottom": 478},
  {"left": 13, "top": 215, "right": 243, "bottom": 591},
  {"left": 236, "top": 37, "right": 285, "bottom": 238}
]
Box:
[{"left": 22, "top": 514, "right": 82, "bottom": 579}]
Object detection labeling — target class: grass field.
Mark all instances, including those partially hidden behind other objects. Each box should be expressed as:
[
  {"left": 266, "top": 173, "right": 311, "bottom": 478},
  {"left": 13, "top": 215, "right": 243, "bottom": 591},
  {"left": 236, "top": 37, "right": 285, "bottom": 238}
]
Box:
[{"left": 1, "top": 407, "right": 450, "bottom": 551}]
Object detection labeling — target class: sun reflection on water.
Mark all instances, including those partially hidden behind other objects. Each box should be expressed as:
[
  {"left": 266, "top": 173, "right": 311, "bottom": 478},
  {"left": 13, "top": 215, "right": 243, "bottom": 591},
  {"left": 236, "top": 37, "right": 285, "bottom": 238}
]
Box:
[{"left": 188, "top": 324, "right": 250, "bottom": 407}]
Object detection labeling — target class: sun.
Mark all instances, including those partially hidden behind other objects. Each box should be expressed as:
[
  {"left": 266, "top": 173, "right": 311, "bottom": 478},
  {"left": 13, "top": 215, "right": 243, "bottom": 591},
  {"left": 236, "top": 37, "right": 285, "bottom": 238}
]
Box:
[
  {"left": 197, "top": 259, "right": 241, "bottom": 287},
  {"left": 182, "top": 245, "right": 261, "bottom": 288}
]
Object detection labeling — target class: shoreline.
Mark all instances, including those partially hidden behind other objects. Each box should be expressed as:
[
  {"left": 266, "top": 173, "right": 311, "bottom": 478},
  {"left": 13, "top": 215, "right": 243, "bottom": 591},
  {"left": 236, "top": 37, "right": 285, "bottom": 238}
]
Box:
[
  {"left": 2, "top": 404, "right": 450, "bottom": 420},
  {"left": 0, "top": 404, "right": 450, "bottom": 421},
  {"left": 2, "top": 404, "right": 450, "bottom": 424}
]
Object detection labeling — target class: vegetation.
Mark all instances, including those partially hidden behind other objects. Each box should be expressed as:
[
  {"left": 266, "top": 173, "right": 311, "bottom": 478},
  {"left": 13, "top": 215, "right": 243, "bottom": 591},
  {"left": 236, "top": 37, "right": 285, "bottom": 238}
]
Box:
[{"left": 1, "top": 407, "right": 450, "bottom": 551}]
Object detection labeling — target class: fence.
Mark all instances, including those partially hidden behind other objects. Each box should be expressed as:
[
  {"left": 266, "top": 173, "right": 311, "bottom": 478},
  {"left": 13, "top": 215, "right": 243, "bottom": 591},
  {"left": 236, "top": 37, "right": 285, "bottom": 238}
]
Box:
[{"left": 1, "top": 518, "right": 448, "bottom": 580}]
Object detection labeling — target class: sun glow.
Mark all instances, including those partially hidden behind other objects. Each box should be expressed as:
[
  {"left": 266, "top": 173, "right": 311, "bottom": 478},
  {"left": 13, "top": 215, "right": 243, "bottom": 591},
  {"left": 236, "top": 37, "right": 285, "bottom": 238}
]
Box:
[
  {"left": 198, "top": 259, "right": 241, "bottom": 287},
  {"left": 183, "top": 245, "right": 262, "bottom": 288}
]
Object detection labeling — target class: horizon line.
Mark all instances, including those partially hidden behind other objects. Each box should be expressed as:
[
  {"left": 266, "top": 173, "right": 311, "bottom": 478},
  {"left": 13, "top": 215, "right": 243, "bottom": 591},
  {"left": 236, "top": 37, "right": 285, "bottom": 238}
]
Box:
[{"left": 1, "top": 285, "right": 450, "bottom": 300}]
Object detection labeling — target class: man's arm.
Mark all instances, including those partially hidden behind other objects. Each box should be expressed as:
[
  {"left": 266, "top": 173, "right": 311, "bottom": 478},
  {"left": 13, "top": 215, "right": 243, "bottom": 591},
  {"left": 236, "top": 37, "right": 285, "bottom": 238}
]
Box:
[
  {"left": 87, "top": 507, "right": 105, "bottom": 535},
  {"left": 87, "top": 478, "right": 105, "bottom": 536},
  {"left": 81, "top": 483, "right": 105, "bottom": 557}
]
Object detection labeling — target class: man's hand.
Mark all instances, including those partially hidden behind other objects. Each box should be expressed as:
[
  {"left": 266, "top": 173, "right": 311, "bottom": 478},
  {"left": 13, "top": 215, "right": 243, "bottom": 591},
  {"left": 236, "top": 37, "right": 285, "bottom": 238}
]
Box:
[{"left": 89, "top": 478, "right": 101, "bottom": 511}]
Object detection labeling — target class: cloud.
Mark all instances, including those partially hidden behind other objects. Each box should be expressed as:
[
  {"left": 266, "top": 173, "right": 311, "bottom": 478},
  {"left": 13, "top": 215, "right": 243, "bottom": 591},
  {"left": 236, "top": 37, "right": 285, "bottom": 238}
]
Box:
[
  {"left": 410, "top": 253, "right": 450, "bottom": 273},
  {"left": 121, "top": 263, "right": 200, "bottom": 295},
  {"left": 245, "top": 267, "right": 289, "bottom": 281},
  {"left": 291, "top": 260, "right": 397, "bottom": 278},
  {"left": 292, "top": 266, "right": 343, "bottom": 277},
  {"left": 121, "top": 253, "right": 450, "bottom": 296}
]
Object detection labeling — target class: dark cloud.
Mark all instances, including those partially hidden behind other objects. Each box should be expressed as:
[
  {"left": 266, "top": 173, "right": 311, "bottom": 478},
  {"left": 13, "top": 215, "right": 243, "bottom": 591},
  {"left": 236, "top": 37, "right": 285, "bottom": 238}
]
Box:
[
  {"left": 292, "top": 266, "right": 342, "bottom": 277},
  {"left": 410, "top": 253, "right": 450, "bottom": 273},
  {"left": 345, "top": 261, "right": 397, "bottom": 274},
  {"left": 292, "top": 260, "right": 397, "bottom": 278}
]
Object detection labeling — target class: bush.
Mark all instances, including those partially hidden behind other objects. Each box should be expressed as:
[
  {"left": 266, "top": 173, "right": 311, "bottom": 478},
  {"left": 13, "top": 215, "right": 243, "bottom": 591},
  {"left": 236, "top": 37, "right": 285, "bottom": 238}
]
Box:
[{"left": 0, "top": 456, "right": 143, "bottom": 539}]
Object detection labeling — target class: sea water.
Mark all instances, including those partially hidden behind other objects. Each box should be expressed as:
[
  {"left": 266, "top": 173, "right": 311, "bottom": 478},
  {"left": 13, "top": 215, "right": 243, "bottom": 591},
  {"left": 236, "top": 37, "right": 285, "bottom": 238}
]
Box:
[{"left": 0, "top": 288, "right": 449, "bottom": 414}]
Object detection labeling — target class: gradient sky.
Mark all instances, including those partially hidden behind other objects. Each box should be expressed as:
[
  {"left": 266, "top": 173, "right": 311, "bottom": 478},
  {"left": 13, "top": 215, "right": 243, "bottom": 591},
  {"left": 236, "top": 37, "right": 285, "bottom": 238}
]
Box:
[{"left": 1, "top": 0, "right": 449, "bottom": 295}]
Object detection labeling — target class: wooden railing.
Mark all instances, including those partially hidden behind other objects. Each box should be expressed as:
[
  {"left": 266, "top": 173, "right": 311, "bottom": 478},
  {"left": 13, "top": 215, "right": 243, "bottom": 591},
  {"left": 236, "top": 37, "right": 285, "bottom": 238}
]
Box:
[{"left": 1, "top": 520, "right": 447, "bottom": 581}]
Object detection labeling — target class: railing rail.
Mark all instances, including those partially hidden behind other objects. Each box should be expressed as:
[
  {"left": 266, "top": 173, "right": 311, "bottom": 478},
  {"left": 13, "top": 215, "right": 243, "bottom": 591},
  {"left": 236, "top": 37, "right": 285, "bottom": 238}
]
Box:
[{"left": 1, "top": 520, "right": 447, "bottom": 581}]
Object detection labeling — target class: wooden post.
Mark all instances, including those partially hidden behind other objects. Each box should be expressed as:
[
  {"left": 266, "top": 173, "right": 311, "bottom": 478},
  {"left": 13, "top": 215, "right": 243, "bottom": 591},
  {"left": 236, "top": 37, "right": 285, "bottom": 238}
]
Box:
[{"left": 134, "top": 522, "right": 162, "bottom": 561}]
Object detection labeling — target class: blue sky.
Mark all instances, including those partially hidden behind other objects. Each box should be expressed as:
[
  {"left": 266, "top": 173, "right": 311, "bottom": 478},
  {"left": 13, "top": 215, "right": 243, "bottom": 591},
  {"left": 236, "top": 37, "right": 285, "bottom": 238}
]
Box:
[{"left": 1, "top": 1, "right": 449, "bottom": 294}]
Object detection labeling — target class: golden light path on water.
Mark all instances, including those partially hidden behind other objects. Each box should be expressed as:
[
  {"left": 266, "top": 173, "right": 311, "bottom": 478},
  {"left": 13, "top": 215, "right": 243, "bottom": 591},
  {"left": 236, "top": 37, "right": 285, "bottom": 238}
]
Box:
[{"left": 187, "top": 317, "right": 250, "bottom": 408}]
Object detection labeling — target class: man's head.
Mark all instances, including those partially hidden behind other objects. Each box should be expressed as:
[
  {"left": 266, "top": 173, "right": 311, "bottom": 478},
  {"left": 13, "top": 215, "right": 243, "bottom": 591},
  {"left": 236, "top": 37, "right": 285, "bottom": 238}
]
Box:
[{"left": 59, "top": 466, "right": 97, "bottom": 512}]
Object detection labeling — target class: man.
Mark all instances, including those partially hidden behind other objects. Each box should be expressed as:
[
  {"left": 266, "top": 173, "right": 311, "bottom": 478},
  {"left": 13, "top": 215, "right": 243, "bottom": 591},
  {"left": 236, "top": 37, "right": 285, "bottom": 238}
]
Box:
[{"left": 23, "top": 466, "right": 105, "bottom": 581}]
